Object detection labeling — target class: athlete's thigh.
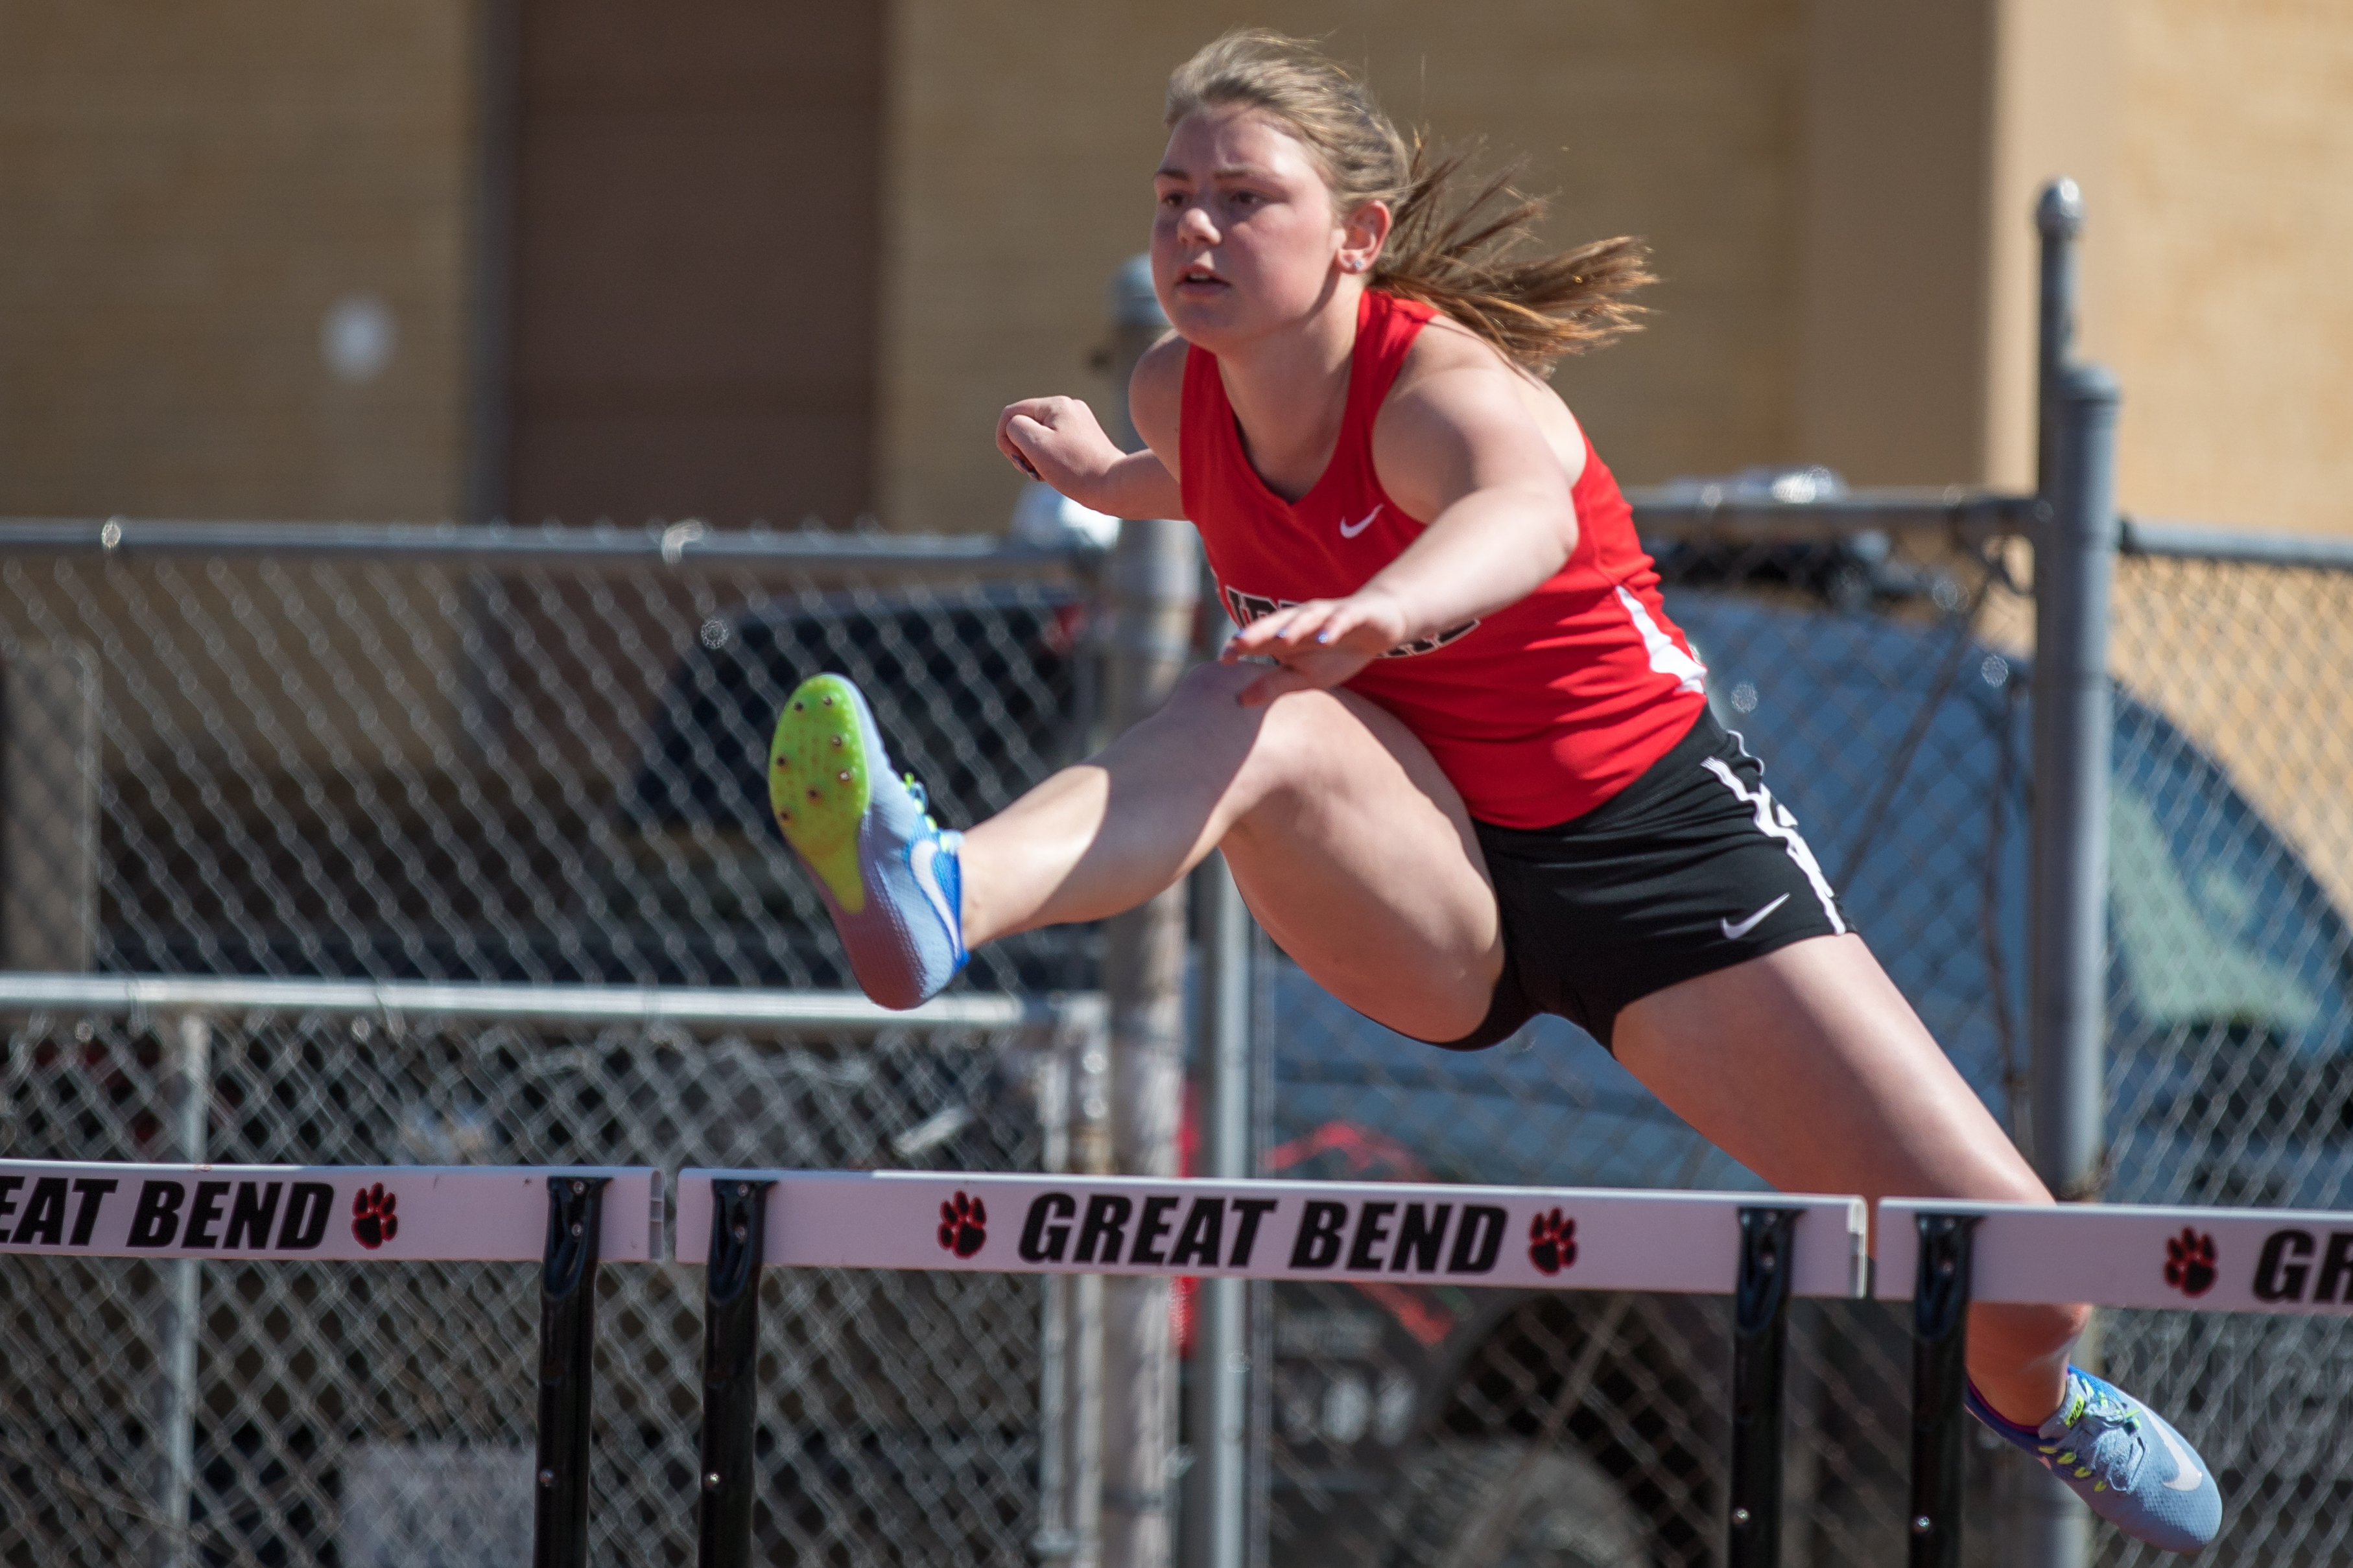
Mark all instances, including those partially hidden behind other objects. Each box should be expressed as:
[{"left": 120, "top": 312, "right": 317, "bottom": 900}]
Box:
[
  {"left": 1612, "top": 933, "right": 2050, "bottom": 1226},
  {"left": 1218, "top": 680, "right": 1503, "bottom": 1042}
]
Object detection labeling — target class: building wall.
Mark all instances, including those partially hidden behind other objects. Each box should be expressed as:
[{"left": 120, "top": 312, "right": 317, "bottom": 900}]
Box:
[
  {"left": 1980, "top": 0, "right": 2116, "bottom": 495},
  {"left": 2105, "top": 0, "right": 2353, "bottom": 535},
  {"left": 500, "top": 0, "right": 886, "bottom": 530},
  {"left": 1792, "top": 0, "right": 2000, "bottom": 489},
  {"left": 0, "top": 0, "right": 480, "bottom": 522},
  {"left": 6, "top": 3, "right": 2344, "bottom": 536},
  {"left": 876, "top": 0, "right": 1808, "bottom": 535}
]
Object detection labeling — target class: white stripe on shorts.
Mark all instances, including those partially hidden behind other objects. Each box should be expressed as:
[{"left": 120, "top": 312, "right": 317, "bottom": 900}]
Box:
[{"left": 1699, "top": 756, "right": 1848, "bottom": 935}]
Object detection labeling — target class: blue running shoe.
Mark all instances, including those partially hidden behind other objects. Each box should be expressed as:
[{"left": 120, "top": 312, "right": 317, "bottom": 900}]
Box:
[
  {"left": 1968, "top": 1368, "right": 2220, "bottom": 1554},
  {"left": 769, "top": 674, "right": 967, "bottom": 1009}
]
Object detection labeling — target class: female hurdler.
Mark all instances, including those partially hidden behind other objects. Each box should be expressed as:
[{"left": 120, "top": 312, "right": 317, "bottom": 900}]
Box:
[{"left": 767, "top": 30, "right": 2218, "bottom": 1552}]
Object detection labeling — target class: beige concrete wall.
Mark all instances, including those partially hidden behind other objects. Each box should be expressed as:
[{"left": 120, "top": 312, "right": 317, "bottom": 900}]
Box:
[
  {"left": 11, "top": 2, "right": 2342, "bottom": 539},
  {"left": 877, "top": 0, "right": 1809, "bottom": 535},
  {"left": 1981, "top": 0, "right": 2117, "bottom": 492},
  {"left": 1795, "top": 0, "right": 2353, "bottom": 524},
  {"left": 0, "top": 1, "right": 481, "bottom": 522},
  {"left": 2104, "top": 0, "right": 2353, "bottom": 535},
  {"left": 1791, "top": 0, "right": 1998, "bottom": 488}
]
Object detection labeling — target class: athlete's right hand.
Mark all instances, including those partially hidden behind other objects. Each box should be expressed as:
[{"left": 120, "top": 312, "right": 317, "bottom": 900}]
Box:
[
  {"left": 998, "top": 397, "right": 1124, "bottom": 504},
  {"left": 1220, "top": 590, "right": 1410, "bottom": 706}
]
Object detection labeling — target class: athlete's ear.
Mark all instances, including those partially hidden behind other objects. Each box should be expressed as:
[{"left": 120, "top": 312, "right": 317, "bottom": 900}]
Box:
[{"left": 1338, "top": 199, "right": 1391, "bottom": 277}]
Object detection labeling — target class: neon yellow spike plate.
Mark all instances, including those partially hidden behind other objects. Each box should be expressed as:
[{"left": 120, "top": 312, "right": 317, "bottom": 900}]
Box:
[{"left": 770, "top": 675, "right": 870, "bottom": 913}]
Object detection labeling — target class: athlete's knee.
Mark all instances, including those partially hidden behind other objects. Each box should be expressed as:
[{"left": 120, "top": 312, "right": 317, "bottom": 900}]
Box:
[
  {"left": 1146, "top": 667, "right": 1364, "bottom": 826},
  {"left": 1159, "top": 660, "right": 1260, "bottom": 717},
  {"left": 1157, "top": 665, "right": 1347, "bottom": 764},
  {"left": 2044, "top": 1298, "right": 2094, "bottom": 1344},
  {"left": 1971, "top": 1298, "right": 2091, "bottom": 1356}
]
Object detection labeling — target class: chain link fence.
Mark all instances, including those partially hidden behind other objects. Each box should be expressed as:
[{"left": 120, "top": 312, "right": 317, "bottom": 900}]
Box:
[
  {"left": 1249, "top": 520, "right": 2353, "bottom": 1568},
  {"left": 3, "top": 519, "right": 2350, "bottom": 1566},
  {"left": 2094, "top": 541, "right": 2353, "bottom": 1568},
  {"left": 0, "top": 992, "right": 1075, "bottom": 1567},
  {"left": 0, "top": 527, "right": 1095, "bottom": 992}
]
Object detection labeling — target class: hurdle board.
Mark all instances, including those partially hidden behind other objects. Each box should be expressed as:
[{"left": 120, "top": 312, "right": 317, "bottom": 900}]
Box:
[
  {"left": 1876, "top": 1197, "right": 2353, "bottom": 1313},
  {"left": 676, "top": 1169, "right": 1869, "bottom": 1295},
  {"left": 0, "top": 1159, "right": 663, "bottom": 1262}
]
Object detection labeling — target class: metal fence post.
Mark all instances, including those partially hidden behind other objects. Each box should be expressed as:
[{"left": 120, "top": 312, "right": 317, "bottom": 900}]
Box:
[
  {"left": 534, "top": 1175, "right": 609, "bottom": 1568},
  {"left": 1039, "top": 998, "right": 1110, "bottom": 1568},
  {"left": 2020, "top": 357, "right": 2120, "bottom": 1568},
  {"left": 1185, "top": 851, "right": 1251, "bottom": 1568},
  {"left": 1098, "top": 252, "right": 1196, "bottom": 1568},
  {"left": 152, "top": 1012, "right": 209, "bottom": 1568},
  {"left": 1072, "top": 1005, "right": 1113, "bottom": 1568},
  {"left": 1035, "top": 1040, "right": 1076, "bottom": 1567},
  {"left": 2029, "top": 360, "right": 2119, "bottom": 1199},
  {"left": 2034, "top": 179, "right": 2085, "bottom": 497},
  {"left": 2013, "top": 173, "right": 2105, "bottom": 1568}
]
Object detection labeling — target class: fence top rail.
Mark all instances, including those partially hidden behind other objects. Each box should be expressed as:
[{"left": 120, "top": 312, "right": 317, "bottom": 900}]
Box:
[
  {"left": 0, "top": 500, "right": 2037, "bottom": 556},
  {"left": 0, "top": 972, "right": 1085, "bottom": 1034},
  {"left": 8, "top": 508, "right": 2335, "bottom": 567},
  {"left": 676, "top": 1167, "right": 1871, "bottom": 1297},
  {"left": 2120, "top": 518, "right": 2353, "bottom": 572},
  {"left": 1877, "top": 1198, "right": 2353, "bottom": 1315},
  {"left": 1625, "top": 487, "right": 2037, "bottom": 542},
  {"left": 0, "top": 517, "right": 1095, "bottom": 571}
]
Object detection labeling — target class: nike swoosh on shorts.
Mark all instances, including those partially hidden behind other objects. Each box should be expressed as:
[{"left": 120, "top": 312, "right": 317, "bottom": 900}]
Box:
[{"left": 1721, "top": 893, "right": 1790, "bottom": 940}]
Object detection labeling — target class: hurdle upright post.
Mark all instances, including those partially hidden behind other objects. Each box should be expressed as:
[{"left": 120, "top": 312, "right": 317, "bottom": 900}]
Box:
[
  {"left": 1906, "top": 1211, "right": 1980, "bottom": 1568},
  {"left": 1728, "top": 1207, "right": 1801, "bottom": 1567},
  {"left": 534, "top": 1175, "right": 609, "bottom": 1568},
  {"left": 697, "top": 1177, "right": 774, "bottom": 1568}
]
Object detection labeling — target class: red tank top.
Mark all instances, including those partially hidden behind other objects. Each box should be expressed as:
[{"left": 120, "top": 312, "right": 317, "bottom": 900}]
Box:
[{"left": 1180, "top": 290, "right": 1708, "bottom": 828}]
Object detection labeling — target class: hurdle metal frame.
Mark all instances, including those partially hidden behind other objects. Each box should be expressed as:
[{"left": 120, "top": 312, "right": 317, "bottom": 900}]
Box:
[{"left": 675, "top": 1169, "right": 1869, "bottom": 1568}]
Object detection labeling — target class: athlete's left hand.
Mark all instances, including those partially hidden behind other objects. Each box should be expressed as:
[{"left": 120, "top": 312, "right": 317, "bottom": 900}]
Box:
[{"left": 1221, "top": 591, "right": 1409, "bottom": 705}]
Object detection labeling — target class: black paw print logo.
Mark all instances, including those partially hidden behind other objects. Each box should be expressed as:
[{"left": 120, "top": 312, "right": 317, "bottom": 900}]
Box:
[
  {"left": 351, "top": 1183, "right": 399, "bottom": 1250},
  {"left": 2163, "top": 1227, "right": 2217, "bottom": 1297},
  {"left": 1527, "top": 1208, "right": 1577, "bottom": 1276},
  {"left": 936, "top": 1191, "right": 987, "bottom": 1258}
]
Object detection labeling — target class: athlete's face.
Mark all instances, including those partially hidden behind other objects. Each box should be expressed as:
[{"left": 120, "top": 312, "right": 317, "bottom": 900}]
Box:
[{"left": 1152, "top": 107, "right": 1382, "bottom": 347}]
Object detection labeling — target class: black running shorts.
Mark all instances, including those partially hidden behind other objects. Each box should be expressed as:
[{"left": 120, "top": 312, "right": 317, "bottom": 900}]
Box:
[{"left": 1425, "top": 707, "right": 1855, "bottom": 1053}]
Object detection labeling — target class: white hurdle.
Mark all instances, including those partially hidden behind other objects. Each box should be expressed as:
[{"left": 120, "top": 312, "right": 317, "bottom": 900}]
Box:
[
  {"left": 1878, "top": 1197, "right": 2353, "bottom": 1314},
  {"left": 0, "top": 1160, "right": 662, "bottom": 1568},
  {"left": 1875, "top": 1197, "right": 2353, "bottom": 1568},
  {"left": 674, "top": 1169, "right": 1866, "bottom": 1568},
  {"left": 29, "top": 1159, "right": 2335, "bottom": 1566}
]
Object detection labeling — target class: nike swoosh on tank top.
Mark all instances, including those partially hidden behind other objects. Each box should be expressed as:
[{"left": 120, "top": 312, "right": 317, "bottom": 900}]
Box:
[{"left": 1179, "top": 288, "right": 1709, "bottom": 830}]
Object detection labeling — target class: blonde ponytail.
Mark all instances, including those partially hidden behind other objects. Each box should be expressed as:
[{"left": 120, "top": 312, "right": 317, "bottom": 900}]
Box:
[{"left": 1165, "top": 29, "right": 1652, "bottom": 372}]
